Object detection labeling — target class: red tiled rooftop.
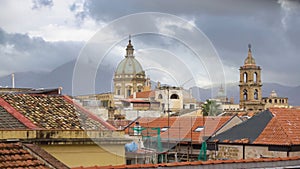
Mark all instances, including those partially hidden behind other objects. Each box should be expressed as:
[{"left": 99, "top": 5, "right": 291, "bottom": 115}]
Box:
[
  {"left": 254, "top": 108, "right": 300, "bottom": 145},
  {"left": 0, "top": 142, "right": 51, "bottom": 168},
  {"left": 129, "top": 91, "right": 155, "bottom": 99},
  {"left": 0, "top": 105, "right": 27, "bottom": 129},
  {"left": 0, "top": 94, "right": 115, "bottom": 130},
  {"left": 71, "top": 156, "right": 300, "bottom": 169},
  {"left": 126, "top": 116, "right": 231, "bottom": 143}
]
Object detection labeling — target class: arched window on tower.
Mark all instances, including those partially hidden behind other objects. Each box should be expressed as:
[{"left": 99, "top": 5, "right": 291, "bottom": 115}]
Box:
[
  {"left": 254, "top": 89, "right": 258, "bottom": 100},
  {"left": 254, "top": 72, "right": 258, "bottom": 83},
  {"left": 243, "top": 72, "right": 248, "bottom": 83},
  {"left": 243, "top": 89, "right": 248, "bottom": 100},
  {"left": 170, "top": 94, "right": 179, "bottom": 99},
  {"left": 158, "top": 94, "right": 163, "bottom": 99}
]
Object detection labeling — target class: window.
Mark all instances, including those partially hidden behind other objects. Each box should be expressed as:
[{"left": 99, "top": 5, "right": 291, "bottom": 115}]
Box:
[
  {"left": 243, "top": 72, "right": 248, "bottom": 83},
  {"left": 127, "top": 89, "right": 131, "bottom": 97},
  {"left": 158, "top": 94, "right": 163, "bottom": 99},
  {"left": 117, "top": 89, "right": 120, "bottom": 95},
  {"left": 161, "top": 127, "right": 169, "bottom": 132},
  {"left": 170, "top": 94, "right": 179, "bottom": 99},
  {"left": 254, "top": 72, "right": 258, "bottom": 83},
  {"left": 194, "top": 126, "right": 204, "bottom": 132},
  {"left": 254, "top": 89, "right": 258, "bottom": 100},
  {"left": 243, "top": 89, "right": 248, "bottom": 100}
]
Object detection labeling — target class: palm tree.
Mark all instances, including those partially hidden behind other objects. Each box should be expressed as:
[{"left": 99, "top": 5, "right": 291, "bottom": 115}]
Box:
[{"left": 201, "top": 99, "right": 221, "bottom": 116}]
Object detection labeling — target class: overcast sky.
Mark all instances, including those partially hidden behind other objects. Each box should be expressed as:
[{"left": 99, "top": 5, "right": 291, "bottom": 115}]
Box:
[{"left": 0, "top": 0, "right": 300, "bottom": 89}]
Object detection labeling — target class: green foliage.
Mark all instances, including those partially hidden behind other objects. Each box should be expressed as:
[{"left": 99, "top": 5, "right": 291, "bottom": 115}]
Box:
[{"left": 201, "top": 99, "right": 221, "bottom": 116}]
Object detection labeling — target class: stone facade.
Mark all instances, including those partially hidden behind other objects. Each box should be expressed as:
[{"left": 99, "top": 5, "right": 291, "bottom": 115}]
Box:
[
  {"left": 113, "top": 39, "right": 148, "bottom": 98},
  {"left": 155, "top": 86, "right": 184, "bottom": 112},
  {"left": 245, "top": 145, "right": 286, "bottom": 159},
  {"left": 262, "top": 90, "right": 289, "bottom": 109},
  {"left": 209, "top": 144, "right": 291, "bottom": 160},
  {"left": 239, "top": 44, "right": 265, "bottom": 112}
]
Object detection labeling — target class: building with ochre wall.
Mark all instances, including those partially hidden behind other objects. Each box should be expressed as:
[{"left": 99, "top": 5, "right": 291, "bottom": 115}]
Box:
[
  {"left": 113, "top": 38, "right": 150, "bottom": 98},
  {"left": 262, "top": 90, "right": 289, "bottom": 109},
  {"left": 239, "top": 44, "right": 265, "bottom": 112}
]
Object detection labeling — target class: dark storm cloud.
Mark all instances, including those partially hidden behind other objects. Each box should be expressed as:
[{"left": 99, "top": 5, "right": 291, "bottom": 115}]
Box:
[
  {"left": 32, "top": 0, "right": 53, "bottom": 9},
  {"left": 83, "top": 0, "right": 277, "bottom": 20},
  {"left": 0, "top": 28, "right": 83, "bottom": 75},
  {"left": 77, "top": 0, "right": 300, "bottom": 86}
]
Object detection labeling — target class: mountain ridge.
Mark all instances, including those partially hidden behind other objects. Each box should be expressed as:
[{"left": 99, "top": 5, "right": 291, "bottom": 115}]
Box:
[{"left": 0, "top": 60, "right": 299, "bottom": 106}]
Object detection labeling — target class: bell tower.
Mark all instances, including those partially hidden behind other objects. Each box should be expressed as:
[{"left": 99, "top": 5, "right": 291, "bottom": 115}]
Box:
[{"left": 239, "top": 44, "right": 264, "bottom": 112}]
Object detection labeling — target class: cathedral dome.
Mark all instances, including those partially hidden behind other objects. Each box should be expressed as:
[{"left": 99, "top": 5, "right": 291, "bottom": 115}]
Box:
[
  {"left": 115, "top": 57, "right": 144, "bottom": 75},
  {"left": 269, "top": 90, "right": 278, "bottom": 98},
  {"left": 115, "top": 39, "right": 144, "bottom": 75}
]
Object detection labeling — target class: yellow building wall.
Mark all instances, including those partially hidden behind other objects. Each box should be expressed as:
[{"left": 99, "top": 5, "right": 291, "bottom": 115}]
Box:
[{"left": 41, "top": 144, "right": 125, "bottom": 168}]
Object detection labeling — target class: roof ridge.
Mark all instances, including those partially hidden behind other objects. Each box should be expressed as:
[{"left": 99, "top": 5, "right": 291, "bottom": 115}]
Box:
[
  {"left": 62, "top": 95, "right": 116, "bottom": 131},
  {"left": 0, "top": 97, "right": 38, "bottom": 129},
  {"left": 253, "top": 117, "right": 292, "bottom": 145},
  {"left": 23, "top": 143, "right": 69, "bottom": 169},
  {"left": 208, "top": 110, "right": 273, "bottom": 143}
]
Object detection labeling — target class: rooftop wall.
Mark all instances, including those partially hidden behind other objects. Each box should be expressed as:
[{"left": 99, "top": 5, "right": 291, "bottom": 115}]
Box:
[{"left": 0, "top": 130, "right": 125, "bottom": 141}]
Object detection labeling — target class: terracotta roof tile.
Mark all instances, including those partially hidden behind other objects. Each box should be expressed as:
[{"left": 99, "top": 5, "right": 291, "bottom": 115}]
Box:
[
  {"left": 24, "top": 143, "right": 69, "bottom": 169},
  {"left": 0, "top": 94, "right": 115, "bottom": 130},
  {"left": 129, "top": 91, "right": 155, "bottom": 99},
  {"left": 0, "top": 142, "right": 52, "bottom": 168},
  {"left": 126, "top": 116, "right": 231, "bottom": 142},
  {"left": 0, "top": 105, "right": 27, "bottom": 129},
  {"left": 74, "top": 156, "right": 300, "bottom": 169},
  {"left": 254, "top": 108, "right": 300, "bottom": 145}
]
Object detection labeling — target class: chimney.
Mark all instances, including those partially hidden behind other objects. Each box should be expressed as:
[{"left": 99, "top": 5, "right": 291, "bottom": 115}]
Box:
[
  {"left": 58, "top": 87, "right": 63, "bottom": 95},
  {"left": 11, "top": 73, "right": 15, "bottom": 88}
]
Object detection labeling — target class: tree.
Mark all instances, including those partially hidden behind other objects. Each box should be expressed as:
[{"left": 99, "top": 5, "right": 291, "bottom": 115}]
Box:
[{"left": 201, "top": 99, "right": 221, "bottom": 116}]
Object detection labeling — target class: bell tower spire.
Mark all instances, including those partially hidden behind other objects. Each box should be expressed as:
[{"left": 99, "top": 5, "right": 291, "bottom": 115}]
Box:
[
  {"left": 244, "top": 43, "right": 256, "bottom": 66},
  {"left": 126, "top": 35, "right": 134, "bottom": 58},
  {"left": 239, "top": 44, "right": 264, "bottom": 112}
]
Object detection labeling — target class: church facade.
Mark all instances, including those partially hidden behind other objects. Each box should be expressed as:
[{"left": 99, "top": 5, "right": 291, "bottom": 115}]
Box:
[{"left": 113, "top": 38, "right": 150, "bottom": 98}]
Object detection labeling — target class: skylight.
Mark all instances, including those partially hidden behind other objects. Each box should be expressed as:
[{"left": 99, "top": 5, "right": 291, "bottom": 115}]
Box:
[
  {"left": 161, "top": 127, "right": 169, "bottom": 132},
  {"left": 194, "top": 126, "right": 204, "bottom": 132}
]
